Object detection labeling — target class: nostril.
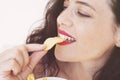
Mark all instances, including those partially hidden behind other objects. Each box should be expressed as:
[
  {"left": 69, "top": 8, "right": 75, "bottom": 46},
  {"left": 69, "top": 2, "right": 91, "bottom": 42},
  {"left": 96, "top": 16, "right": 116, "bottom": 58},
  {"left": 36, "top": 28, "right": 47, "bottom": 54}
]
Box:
[
  {"left": 57, "top": 14, "right": 73, "bottom": 27},
  {"left": 57, "top": 24, "right": 61, "bottom": 28}
]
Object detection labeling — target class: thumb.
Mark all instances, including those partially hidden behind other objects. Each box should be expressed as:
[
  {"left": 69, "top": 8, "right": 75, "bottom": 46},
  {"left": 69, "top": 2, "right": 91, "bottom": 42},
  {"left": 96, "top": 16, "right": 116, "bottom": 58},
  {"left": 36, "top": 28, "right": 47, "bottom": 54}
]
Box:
[
  {"left": 22, "top": 50, "right": 47, "bottom": 75},
  {"left": 18, "top": 51, "right": 47, "bottom": 80},
  {"left": 28, "top": 50, "right": 47, "bottom": 71}
]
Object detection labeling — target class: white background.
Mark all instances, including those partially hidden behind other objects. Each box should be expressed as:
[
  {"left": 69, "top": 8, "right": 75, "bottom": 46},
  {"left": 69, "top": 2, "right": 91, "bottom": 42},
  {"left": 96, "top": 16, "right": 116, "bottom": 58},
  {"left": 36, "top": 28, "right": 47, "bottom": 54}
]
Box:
[{"left": 0, "top": 0, "right": 48, "bottom": 52}]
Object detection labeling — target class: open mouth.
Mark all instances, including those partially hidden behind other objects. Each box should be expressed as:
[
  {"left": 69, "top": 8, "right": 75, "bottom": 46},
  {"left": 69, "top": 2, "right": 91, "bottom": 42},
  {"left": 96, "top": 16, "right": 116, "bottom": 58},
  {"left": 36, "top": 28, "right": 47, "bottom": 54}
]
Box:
[{"left": 58, "top": 29, "right": 76, "bottom": 45}]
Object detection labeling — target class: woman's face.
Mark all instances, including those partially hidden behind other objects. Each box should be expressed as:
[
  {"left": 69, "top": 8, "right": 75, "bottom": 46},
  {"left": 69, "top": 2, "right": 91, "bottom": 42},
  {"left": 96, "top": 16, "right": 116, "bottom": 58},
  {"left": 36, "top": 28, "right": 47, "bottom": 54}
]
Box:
[{"left": 55, "top": 0, "right": 117, "bottom": 62}]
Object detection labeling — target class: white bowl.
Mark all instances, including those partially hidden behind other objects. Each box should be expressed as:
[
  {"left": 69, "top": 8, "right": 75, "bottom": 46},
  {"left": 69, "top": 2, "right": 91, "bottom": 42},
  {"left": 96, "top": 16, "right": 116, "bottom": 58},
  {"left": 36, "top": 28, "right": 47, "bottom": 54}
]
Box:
[{"left": 36, "top": 77, "right": 67, "bottom": 80}]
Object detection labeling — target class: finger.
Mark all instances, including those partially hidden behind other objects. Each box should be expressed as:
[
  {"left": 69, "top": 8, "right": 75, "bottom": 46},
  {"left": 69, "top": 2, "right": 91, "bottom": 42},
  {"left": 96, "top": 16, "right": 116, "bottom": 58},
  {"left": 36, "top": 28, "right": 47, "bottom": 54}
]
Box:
[
  {"left": 19, "top": 51, "right": 47, "bottom": 80},
  {"left": 16, "top": 45, "right": 29, "bottom": 68},
  {"left": 17, "top": 44, "right": 46, "bottom": 68},
  {"left": 0, "top": 44, "right": 46, "bottom": 68},
  {"left": 24, "top": 44, "right": 46, "bottom": 52},
  {"left": 0, "top": 59, "right": 21, "bottom": 76},
  {"left": 24, "top": 50, "right": 47, "bottom": 73},
  {"left": 0, "top": 49, "right": 24, "bottom": 68}
]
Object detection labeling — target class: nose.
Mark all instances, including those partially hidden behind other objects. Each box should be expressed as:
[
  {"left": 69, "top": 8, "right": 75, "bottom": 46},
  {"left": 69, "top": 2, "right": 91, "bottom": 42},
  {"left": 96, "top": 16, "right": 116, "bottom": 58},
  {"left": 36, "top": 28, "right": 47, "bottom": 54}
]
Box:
[{"left": 57, "top": 9, "right": 73, "bottom": 27}]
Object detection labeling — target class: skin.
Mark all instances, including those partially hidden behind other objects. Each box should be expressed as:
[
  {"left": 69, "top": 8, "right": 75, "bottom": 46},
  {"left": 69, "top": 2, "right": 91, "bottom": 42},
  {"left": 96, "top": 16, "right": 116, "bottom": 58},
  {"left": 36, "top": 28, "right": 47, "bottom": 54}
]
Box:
[
  {"left": 1, "top": 0, "right": 120, "bottom": 80},
  {"left": 55, "top": 0, "right": 120, "bottom": 80},
  {"left": 0, "top": 44, "right": 47, "bottom": 80}
]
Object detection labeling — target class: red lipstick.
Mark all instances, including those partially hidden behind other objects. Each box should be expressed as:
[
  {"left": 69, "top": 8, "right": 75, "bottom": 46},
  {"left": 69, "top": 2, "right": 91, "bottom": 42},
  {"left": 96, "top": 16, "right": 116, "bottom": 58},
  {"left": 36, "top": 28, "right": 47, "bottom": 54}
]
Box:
[{"left": 58, "top": 29, "right": 76, "bottom": 45}]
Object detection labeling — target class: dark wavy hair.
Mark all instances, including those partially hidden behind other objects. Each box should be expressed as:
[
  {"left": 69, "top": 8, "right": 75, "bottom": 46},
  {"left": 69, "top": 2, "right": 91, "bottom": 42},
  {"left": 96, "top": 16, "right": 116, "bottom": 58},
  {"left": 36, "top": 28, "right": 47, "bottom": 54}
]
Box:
[{"left": 26, "top": 0, "right": 120, "bottom": 80}]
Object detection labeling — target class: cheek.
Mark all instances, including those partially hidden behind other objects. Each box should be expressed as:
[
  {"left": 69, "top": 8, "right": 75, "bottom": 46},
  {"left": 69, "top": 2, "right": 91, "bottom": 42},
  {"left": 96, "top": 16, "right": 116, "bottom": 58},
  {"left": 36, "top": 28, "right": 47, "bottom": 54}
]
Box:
[{"left": 75, "top": 24, "right": 115, "bottom": 60}]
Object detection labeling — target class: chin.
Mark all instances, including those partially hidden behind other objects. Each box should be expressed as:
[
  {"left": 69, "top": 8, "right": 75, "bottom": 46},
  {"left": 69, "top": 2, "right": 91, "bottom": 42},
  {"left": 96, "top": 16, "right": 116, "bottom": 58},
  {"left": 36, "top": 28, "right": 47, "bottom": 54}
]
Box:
[
  {"left": 54, "top": 52, "right": 67, "bottom": 62},
  {"left": 54, "top": 45, "right": 76, "bottom": 62}
]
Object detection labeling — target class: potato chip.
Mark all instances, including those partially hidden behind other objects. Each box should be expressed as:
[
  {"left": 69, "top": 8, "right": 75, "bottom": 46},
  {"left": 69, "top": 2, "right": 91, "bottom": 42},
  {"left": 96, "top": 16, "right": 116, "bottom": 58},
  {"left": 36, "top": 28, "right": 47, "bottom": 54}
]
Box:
[
  {"left": 42, "top": 77, "right": 48, "bottom": 80},
  {"left": 44, "top": 37, "right": 66, "bottom": 51},
  {"left": 27, "top": 73, "right": 35, "bottom": 80}
]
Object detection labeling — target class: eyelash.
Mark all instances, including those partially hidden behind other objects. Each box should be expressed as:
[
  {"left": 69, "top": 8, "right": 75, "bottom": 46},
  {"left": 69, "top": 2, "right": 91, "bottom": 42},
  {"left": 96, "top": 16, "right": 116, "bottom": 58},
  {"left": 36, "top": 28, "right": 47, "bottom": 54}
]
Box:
[
  {"left": 77, "top": 11, "right": 91, "bottom": 18},
  {"left": 63, "top": 6, "right": 91, "bottom": 18}
]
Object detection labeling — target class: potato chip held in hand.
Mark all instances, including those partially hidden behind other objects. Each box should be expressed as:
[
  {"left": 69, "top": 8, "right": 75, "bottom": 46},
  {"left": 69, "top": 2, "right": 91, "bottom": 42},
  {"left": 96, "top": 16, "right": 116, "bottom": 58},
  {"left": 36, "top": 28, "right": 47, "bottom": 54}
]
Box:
[{"left": 44, "top": 37, "right": 66, "bottom": 51}]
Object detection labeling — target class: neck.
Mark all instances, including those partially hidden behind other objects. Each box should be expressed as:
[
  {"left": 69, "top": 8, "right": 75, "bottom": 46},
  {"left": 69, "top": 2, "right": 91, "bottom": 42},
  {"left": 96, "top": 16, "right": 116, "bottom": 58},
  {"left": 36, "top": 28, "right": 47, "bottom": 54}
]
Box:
[{"left": 57, "top": 53, "right": 111, "bottom": 80}]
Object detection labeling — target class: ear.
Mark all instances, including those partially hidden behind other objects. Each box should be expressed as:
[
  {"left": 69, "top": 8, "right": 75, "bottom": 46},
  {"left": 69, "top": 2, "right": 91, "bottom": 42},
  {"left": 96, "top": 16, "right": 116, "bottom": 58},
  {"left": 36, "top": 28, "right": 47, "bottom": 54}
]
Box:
[{"left": 115, "top": 27, "right": 120, "bottom": 47}]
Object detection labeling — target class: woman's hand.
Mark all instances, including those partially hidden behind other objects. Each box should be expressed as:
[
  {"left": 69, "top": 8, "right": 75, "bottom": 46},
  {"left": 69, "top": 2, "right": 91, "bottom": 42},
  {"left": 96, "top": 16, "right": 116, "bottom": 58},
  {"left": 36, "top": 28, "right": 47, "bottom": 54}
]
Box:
[{"left": 0, "top": 44, "right": 47, "bottom": 80}]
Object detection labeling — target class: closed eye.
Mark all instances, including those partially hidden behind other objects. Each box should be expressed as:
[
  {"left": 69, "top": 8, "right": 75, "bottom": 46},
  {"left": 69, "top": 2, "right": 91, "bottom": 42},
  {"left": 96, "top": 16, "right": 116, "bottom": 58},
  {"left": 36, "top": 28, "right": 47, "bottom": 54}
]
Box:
[{"left": 77, "top": 11, "right": 91, "bottom": 17}]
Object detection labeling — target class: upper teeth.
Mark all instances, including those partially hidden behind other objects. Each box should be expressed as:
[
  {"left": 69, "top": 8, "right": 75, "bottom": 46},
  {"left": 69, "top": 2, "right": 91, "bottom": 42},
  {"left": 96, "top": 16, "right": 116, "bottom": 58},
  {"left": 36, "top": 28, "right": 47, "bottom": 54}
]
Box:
[{"left": 59, "top": 34, "right": 76, "bottom": 42}]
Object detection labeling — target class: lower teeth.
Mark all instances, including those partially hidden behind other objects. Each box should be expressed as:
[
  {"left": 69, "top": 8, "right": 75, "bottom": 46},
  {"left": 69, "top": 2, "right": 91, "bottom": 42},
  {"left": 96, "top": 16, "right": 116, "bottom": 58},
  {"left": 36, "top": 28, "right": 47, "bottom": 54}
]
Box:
[{"left": 66, "top": 39, "right": 76, "bottom": 42}]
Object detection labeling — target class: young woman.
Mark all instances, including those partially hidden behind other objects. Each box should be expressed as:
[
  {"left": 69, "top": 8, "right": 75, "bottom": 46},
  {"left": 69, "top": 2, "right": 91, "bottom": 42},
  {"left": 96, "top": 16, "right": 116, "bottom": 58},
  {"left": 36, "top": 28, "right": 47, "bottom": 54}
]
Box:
[{"left": 0, "top": 0, "right": 120, "bottom": 80}]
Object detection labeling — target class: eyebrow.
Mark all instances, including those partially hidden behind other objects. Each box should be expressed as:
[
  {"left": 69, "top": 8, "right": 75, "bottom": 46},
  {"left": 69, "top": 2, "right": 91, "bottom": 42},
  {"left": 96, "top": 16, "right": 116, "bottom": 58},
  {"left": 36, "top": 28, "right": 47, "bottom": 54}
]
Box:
[{"left": 75, "top": 1, "right": 96, "bottom": 11}]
